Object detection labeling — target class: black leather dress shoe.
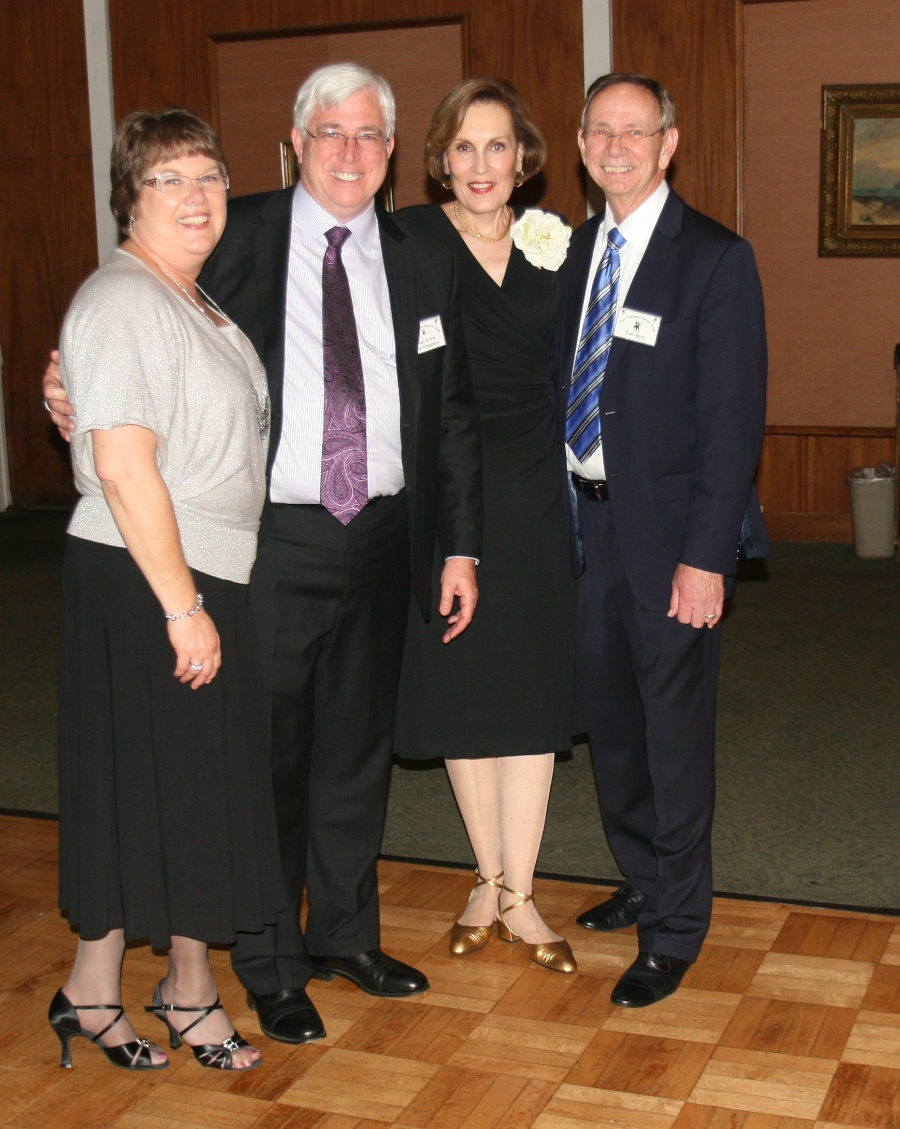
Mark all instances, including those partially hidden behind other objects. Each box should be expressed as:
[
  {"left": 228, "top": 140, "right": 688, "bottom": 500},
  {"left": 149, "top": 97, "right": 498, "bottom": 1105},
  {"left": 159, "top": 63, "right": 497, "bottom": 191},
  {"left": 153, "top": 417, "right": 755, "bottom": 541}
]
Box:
[
  {"left": 247, "top": 987, "right": 326, "bottom": 1044},
  {"left": 610, "top": 952, "right": 693, "bottom": 1008},
  {"left": 577, "top": 884, "right": 647, "bottom": 931},
  {"left": 310, "top": 949, "right": 429, "bottom": 997}
]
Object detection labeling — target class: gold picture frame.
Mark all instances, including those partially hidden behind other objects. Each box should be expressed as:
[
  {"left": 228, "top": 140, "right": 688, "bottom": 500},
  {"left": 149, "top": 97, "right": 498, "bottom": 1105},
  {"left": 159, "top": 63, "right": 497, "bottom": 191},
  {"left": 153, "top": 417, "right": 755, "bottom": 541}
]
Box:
[
  {"left": 280, "top": 141, "right": 298, "bottom": 189},
  {"left": 819, "top": 84, "right": 900, "bottom": 257}
]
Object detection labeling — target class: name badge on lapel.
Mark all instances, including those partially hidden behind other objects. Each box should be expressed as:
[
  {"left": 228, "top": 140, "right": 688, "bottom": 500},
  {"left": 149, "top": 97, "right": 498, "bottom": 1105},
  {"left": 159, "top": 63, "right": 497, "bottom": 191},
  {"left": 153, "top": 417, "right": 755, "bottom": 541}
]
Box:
[
  {"left": 418, "top": 316, "right": 446, "bottom": 354},
  {"left": 613, "top": 308, "right": 661, "bottom": 346}
]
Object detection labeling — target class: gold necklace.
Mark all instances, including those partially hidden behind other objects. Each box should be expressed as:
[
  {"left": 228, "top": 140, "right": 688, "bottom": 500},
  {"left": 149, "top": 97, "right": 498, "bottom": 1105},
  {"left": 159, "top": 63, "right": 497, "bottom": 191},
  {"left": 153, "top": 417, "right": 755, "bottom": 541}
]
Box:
[{"left": 453, "top": 200, "right": 512, "bottom": 243}]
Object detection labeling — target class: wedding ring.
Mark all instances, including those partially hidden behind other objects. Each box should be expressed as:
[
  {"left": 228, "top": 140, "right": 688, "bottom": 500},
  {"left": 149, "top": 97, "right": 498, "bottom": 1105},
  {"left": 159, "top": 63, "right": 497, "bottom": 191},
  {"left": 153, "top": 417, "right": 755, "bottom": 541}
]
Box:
[
  {"left": 189, "top": 663, "right": 203, "bottom": 671},
  {"left": 42, "top": 398, "right": 52, "bottom": 413},
  {"left": 704, "top": 613, "right": 716, "bottom": 620}
]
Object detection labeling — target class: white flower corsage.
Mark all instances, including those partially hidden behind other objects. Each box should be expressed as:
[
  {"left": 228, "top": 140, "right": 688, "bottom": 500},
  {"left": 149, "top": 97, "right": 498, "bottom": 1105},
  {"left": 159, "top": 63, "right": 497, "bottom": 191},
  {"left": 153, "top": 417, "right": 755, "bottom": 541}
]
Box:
[{"left": 510, "top": 209, "right": 572, "bottom": 271}]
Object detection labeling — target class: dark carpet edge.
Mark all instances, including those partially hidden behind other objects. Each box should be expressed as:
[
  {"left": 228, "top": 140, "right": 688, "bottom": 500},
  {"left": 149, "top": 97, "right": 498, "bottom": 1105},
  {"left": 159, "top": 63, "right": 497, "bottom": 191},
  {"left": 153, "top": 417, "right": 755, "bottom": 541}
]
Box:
[
  {"left": 0, "top": 807, "right": 58, "bottom": 821},
  {"left": 379, "top": 852, "right": 900, "bottom": 919},
  {"left": 6, "top": 814, "right": 895, "bottom": 919}
]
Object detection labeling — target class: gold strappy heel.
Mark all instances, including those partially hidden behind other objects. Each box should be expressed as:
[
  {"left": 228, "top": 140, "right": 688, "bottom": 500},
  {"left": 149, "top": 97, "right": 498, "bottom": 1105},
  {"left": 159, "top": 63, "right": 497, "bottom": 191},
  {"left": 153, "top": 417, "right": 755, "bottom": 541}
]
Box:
[
  {"left": 497, "top": 884, "right": 577, "bottom": 973},
  {"left": 449, "top": 869, "right": 503, "bottom": 955}
]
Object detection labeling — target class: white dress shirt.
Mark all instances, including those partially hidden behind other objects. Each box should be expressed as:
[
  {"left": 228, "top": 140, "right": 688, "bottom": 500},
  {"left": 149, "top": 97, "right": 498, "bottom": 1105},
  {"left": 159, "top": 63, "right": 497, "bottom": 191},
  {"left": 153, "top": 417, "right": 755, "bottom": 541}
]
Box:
[
  {"left": 567, "top": 180, "right": 670, "bottom": 481},
  {"left": 269, "top": 183, "right": 404, "bottom": 504}
]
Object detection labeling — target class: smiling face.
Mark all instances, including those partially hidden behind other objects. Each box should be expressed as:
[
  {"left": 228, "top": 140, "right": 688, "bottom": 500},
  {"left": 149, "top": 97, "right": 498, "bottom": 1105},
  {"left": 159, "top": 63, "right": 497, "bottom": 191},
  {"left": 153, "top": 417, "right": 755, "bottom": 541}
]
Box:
[
  {"left": 579, "top": 82, "right": 678, "bottom": 223},
  {"left": 444, "top": 101, "right": 523, "bottom": 219},
  {"left": 292, "top": 87, "right": 394, "bottom": 222},
  {"left": 130, "top": 153, "right": 227, "bottom": 275}
]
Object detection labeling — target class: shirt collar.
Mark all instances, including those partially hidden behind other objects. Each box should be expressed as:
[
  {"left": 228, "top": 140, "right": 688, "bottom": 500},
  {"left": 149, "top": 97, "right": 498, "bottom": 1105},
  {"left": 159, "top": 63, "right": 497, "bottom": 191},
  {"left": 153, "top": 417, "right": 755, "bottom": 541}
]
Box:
[
  {"left": 291, "top": 181, "right": 379, "bottom": 251},
  {"left": 604, "top": 179, "right": 669, "bottom": 250}
]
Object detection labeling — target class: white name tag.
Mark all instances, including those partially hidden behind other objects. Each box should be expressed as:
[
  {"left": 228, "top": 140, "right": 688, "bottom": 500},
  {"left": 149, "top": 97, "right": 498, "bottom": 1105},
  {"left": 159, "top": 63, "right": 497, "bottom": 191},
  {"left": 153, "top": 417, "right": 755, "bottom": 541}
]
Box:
[
  {"left": 418, "top": 315, "right": 446, "bottom": 354},
  {"left": 613, "top": 307, "right": 661, "bottom": 346}
]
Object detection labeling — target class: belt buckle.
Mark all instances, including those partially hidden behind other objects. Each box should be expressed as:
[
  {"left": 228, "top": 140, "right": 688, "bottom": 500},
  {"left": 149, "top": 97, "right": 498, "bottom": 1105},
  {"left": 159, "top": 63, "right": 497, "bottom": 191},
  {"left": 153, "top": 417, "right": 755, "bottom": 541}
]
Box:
[{"left": 574, "top": 474, "right": 607, "bottom": 502}]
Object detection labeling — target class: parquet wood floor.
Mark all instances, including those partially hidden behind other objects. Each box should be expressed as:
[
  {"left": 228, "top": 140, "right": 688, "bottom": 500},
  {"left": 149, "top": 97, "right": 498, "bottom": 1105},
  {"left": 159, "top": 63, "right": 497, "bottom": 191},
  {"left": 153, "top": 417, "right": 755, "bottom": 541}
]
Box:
[{"left": 2, "top": 814, "right": 898, "bottom": 1128}]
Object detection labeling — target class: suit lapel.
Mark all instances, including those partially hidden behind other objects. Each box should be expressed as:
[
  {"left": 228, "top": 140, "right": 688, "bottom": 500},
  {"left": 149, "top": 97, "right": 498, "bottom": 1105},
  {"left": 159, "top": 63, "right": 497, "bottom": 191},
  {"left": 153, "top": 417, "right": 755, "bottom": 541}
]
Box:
[
  {"left": 559, "top": 214, "right": 602, "bottom": 396},
  {"left": 378, "top": 211, "right": 417, "bottom": 426},
  {"left": 254, "top": 191, "right": 293, "bottom": 408},
  {"left": 604, "top": 191, "right": 685, "bottom": 380}
]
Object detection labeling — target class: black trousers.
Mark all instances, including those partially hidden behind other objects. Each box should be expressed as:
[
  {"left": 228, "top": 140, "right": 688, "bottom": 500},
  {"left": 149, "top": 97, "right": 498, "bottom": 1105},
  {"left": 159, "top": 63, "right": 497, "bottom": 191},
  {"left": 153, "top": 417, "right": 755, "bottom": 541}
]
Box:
[
  {"left": 576, "top": 493, "right": 720, "bottom": 962},
  {"left": 230, "top": 493, "right": 411, "bottom": 994}
]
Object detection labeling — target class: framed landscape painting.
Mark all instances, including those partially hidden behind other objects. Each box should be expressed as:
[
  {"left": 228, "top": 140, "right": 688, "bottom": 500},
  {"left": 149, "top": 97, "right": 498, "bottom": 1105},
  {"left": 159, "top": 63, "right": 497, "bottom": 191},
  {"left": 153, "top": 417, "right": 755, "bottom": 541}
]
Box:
[{"left": 819, "top": 84, "right": 900, "bottom": 257}]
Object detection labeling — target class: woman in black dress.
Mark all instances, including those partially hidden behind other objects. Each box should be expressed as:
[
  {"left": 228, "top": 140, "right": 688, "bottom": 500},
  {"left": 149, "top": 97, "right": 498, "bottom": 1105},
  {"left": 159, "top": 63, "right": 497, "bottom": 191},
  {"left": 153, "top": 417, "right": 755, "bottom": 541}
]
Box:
[
  {"left": 395, "top": 78, "right": 578, "bottom": 972},
  {"left": 49, "top": 109, "right": 280, "bottom": 1072}
]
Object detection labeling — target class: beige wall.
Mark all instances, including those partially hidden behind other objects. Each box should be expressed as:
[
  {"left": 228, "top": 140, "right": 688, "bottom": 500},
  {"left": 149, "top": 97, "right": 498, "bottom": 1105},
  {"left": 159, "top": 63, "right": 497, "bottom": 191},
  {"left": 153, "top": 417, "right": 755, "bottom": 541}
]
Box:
[{"left": 744, "top": 0, "right": 900, "bottom": 429}]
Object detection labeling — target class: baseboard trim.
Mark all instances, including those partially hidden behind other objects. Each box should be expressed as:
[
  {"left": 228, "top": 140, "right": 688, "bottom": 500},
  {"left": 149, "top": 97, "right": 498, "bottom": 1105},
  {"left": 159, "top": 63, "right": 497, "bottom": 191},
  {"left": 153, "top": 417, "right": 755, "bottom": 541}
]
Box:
[
  {"left": 379, "top": 853, "right": 900, "bottom": 918},
  {"left": 765, "top": 512, "right": 853, "bottom": 542}
]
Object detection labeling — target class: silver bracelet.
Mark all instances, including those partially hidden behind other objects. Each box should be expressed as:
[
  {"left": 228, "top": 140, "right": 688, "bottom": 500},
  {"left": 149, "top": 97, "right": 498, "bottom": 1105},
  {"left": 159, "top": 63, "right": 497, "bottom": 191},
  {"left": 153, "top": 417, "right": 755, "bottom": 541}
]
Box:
[{"left": 163, "top": 593, "right": 204, "bottom": 621}]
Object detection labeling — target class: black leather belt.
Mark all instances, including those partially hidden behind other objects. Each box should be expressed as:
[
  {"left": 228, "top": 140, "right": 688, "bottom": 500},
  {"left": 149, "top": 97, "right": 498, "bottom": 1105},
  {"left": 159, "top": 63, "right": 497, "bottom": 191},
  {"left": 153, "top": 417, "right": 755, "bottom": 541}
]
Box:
[{"left": 571, "top": 473, "right": 609, "bottom": 502}]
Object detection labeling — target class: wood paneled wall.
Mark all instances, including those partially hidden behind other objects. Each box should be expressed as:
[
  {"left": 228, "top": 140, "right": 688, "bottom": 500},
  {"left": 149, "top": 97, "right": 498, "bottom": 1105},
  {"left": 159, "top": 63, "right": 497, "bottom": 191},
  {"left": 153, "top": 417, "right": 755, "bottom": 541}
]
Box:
[
  {"left": 212, "top": 22, "right": 465, "bottom": 204},
  {"left": 0, "top": 0, "right": 97, "bottom": 507},
  {"left": 611, "top": 0, "right": 899, "bottom": 542},
  {"left": 107, "top": 0, "right": 586, "bottom": 221},
  {"left": 757, "top": 427, "right": 894, "bottom": 542},
  {"left": 6, "top": 0, "right": 895, "bottom": 537},
  {"left": 2, "top": 0, "right": 585, "bottom": 508},
  {"left": 611, "top": 0, "right": 740, "bottom": 231}
]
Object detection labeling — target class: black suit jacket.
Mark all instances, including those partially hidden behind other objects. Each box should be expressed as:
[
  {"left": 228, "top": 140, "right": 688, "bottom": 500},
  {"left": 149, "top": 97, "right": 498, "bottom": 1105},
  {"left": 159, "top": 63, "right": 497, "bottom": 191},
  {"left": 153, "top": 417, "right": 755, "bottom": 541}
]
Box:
[
  {"left": 199, "top": 188, "right": 482, "bottom": 618},
  {"left": 553, "top": 190, "right": 768, "bottom": 609}
]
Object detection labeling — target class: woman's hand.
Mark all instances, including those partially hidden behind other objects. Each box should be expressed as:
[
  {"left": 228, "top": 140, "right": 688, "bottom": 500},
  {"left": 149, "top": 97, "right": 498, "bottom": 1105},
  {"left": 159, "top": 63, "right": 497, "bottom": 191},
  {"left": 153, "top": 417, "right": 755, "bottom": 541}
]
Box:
[
  {"left": 167, "top": 608, "right": 222, "bottom": 688},
  {"left": 93, "top": 425, "right": 223, "bottom": 688}
]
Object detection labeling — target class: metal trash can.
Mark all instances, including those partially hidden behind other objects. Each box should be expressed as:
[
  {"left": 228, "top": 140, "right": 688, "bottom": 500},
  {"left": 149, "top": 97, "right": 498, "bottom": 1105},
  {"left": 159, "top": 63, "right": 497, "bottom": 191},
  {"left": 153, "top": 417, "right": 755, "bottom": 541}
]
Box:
[{"left": 845, "top": 463, "right": 896, "bottom": 559}]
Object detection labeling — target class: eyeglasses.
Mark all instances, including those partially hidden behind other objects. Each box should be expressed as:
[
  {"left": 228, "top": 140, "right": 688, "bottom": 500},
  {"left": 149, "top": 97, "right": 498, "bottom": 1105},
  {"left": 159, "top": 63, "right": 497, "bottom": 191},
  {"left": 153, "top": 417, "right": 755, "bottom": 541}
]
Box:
[
  {"left": 304, "top": 128, "right": 387, "bottom": 155},
  {"left": 142, "top": 173, "right": 230, "bottom": 195},
  {"left": 585, "top": 128, "right": 663, "bottom": 145}
]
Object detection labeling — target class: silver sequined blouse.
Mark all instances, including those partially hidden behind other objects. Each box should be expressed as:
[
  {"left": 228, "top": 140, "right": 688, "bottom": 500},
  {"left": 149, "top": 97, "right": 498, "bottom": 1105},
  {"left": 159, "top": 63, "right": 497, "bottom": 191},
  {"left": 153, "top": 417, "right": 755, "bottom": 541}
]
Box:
[{"left": 61, "top": 249, "right": 269, "bottom": 584}]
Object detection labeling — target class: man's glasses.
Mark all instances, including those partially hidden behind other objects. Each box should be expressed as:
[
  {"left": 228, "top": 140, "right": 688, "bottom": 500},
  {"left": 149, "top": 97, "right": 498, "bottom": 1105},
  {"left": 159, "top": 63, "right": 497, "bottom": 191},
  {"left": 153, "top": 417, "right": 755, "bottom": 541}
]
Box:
[
  {"left": 305, "top": 129, "right": 388, "bottom": 155},
  {"left": 585, "top": 128, "right": 663, "bottom": 145},
  {"left": 142, "top": 173, "right": 230, "bottom": 195}
]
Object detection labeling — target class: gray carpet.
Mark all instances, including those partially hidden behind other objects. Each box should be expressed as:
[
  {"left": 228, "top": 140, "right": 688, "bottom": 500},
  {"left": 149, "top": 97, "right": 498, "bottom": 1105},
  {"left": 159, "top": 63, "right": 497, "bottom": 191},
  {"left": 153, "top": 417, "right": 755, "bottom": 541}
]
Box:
[
  {"left": 383, "top": 543, "right": 900, "bottom": 911},
  {"left": 2, "top": 510, "right": 898, "bottom": 910}
]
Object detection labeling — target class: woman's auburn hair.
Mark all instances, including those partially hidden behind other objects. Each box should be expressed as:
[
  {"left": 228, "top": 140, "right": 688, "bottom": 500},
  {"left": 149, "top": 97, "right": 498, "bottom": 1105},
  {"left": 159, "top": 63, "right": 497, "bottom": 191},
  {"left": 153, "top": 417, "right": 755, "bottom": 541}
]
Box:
[{"left": 424, "top": 76, "right": 546, "bottom": 184}]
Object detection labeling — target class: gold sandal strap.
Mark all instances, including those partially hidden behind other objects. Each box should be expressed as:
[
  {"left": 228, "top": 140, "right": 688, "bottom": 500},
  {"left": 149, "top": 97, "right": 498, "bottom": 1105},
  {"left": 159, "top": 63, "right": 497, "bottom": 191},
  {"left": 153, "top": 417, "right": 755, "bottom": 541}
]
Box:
[
  {"left": 500, "top": 883, "right": 534, "bottom": 914},
  {"left": 474, "top": 869, "right": 504, "bottom": 890}
]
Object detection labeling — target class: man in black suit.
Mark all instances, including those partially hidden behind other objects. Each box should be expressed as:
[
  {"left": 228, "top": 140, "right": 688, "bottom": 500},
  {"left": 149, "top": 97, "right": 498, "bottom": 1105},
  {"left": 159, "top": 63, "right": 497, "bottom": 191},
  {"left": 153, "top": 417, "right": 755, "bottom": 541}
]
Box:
[
  {"left": 46, "top": 63, "right": 481, "bottom": 1043},
  {"left": 553, "top": 74, "right": 767, "bottom": 1007}
]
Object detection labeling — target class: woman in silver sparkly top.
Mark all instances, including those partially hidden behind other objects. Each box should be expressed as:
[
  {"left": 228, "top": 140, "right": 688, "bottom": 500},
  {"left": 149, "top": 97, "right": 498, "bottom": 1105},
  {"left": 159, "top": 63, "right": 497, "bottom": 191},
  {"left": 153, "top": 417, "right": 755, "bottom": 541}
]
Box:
[{"left": 49, "top": 108, "right": 280, "bottom": 1074}]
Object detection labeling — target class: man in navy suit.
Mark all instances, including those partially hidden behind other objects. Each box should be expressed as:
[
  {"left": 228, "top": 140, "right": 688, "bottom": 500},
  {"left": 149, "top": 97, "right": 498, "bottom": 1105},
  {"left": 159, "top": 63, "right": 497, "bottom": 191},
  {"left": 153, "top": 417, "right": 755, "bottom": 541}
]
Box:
[{"left": 553, "top": 74, "right": 767, "bottom": 1006}]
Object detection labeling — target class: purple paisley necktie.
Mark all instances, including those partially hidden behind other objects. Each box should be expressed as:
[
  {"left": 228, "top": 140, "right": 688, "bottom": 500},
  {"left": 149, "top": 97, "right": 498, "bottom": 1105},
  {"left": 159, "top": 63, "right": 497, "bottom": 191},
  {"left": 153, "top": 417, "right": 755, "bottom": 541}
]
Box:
[{"left": 321, "top": 225, "right": 367, "bottom": 524}]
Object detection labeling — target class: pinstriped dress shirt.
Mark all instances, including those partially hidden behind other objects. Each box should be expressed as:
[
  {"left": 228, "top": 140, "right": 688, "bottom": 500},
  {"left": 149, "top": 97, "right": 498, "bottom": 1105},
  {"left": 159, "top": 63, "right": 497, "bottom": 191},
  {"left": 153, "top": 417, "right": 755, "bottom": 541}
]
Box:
[{"left": 269, "top": 183, "right": 404, "bottom": 505}]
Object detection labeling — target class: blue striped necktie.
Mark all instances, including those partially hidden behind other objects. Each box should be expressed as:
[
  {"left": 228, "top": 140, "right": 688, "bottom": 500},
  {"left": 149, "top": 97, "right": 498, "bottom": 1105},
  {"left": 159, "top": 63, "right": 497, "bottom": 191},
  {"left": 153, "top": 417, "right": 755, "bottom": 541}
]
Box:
[{"left": 567, "top": 227, "right": 626, "bottom": 462}]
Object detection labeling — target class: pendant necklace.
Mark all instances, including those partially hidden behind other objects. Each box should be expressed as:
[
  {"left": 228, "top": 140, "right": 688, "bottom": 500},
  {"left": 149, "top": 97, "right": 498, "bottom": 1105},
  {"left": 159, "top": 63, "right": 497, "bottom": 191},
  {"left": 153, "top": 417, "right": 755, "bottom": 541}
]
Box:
[{"left": 157, "top": 263, "right": 270, "bottom": 440}]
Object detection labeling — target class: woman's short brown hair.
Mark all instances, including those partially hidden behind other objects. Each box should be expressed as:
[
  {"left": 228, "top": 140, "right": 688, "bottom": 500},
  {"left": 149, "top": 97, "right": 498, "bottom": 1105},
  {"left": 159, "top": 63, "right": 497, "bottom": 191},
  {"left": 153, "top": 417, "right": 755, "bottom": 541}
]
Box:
[
  {"left": 424, "top": 76, "right": 546, "bottom": 185},
  {"left": 110, "top": 107, "right": 227, "bottom": 232}
]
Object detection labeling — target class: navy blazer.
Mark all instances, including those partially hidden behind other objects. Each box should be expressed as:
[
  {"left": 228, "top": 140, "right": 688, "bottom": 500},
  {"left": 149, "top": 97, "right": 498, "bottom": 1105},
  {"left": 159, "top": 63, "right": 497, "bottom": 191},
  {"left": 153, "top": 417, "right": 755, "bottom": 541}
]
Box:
[
  {"left": 553, "top": 190, "right": 768, "bottom": 609},
  {"left": 199, "top": 188, "right": 483, "bottom": 619}
]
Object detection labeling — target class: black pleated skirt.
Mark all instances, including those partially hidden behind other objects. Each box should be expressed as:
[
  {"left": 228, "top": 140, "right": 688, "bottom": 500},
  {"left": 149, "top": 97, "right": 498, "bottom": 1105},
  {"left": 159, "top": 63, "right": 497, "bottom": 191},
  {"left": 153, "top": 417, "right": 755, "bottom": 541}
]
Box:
[{"left": 57, "top": 536, "right": 283, "bottom": 948}]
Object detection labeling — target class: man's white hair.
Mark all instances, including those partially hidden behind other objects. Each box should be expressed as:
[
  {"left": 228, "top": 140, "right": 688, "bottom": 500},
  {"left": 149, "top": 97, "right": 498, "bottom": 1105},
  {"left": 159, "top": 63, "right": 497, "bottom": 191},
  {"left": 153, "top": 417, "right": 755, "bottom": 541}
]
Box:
[{"left": 293, "top": 62, "right": 396, "bottom": 138}]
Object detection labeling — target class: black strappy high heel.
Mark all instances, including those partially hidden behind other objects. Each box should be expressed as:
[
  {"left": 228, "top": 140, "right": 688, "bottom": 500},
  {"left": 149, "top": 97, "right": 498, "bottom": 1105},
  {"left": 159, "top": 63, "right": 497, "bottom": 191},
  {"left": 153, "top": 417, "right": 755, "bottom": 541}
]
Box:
[
  {"left": 48, "top": 988, "right": 168, "bottom": 1071},
  {"left": 145, "top": 980, "right": 261, "bottom": 1071}
]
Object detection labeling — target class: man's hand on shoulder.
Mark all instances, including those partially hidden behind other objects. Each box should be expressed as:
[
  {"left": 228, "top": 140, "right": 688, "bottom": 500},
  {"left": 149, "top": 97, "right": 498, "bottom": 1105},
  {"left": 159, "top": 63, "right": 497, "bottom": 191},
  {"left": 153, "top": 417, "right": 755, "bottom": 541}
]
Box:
[
  {"left": 43, "top": 349, "right": 75, "bottom": 441},
  {"left": 439, "top": 557, "right": 478, "bottom": 644},
  {"left": 668, "top": 563, "right": 724, "bottom": 629}
]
